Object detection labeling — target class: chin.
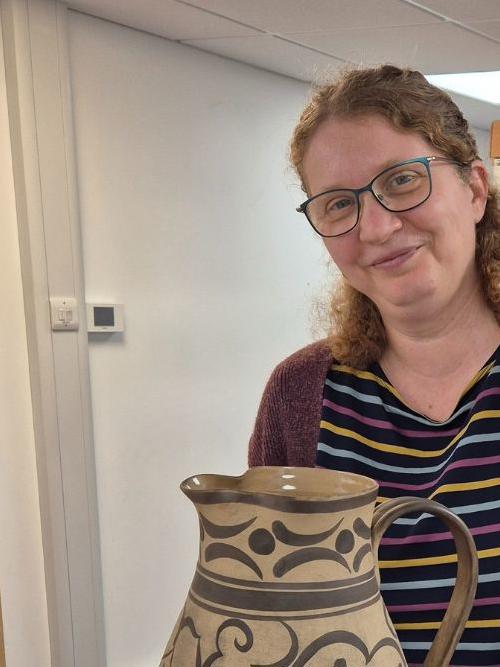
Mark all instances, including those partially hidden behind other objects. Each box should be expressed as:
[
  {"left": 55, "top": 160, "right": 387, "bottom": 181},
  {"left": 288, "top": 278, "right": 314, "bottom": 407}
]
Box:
[
  {"left": 377, "top": 286, "right": 436, "bottom": 312},
  {"left": 372, "top": 273, "right": 437, "bottom": 309}
]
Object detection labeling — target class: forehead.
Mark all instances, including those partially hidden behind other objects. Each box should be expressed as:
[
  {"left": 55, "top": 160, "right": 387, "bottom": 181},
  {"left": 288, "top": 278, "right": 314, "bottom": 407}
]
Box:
[{"left": 302, "top": 114, "right": 434, "bottom": 193}]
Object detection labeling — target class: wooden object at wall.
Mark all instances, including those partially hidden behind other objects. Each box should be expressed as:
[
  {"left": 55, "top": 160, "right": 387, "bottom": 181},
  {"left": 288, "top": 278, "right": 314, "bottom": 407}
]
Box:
[
  {"left": 491, "top": 121, "right": 500, "bottom": 189},
  {"left": 0, "top": 594, "right": 6, "bottom": 667}
]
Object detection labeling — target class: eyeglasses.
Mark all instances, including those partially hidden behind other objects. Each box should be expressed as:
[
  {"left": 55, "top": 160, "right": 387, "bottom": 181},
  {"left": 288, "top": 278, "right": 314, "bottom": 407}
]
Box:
[{"left": 296, "top": 156, "right": 467, "bottom": 238}]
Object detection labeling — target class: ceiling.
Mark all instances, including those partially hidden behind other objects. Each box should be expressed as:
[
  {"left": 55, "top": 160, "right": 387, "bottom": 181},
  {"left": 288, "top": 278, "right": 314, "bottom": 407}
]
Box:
[{"left": 66, "top": 0, "right": 500, "bottom": 130}]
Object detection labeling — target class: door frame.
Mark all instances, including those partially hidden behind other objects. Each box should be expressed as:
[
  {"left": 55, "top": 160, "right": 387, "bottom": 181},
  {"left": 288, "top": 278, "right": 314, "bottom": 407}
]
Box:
[{"left": 1, "top": 1, "right": 105, "bottom": 664}]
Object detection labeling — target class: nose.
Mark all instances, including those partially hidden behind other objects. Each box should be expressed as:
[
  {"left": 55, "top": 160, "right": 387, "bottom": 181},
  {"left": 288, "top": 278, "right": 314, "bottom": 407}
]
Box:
[{"left": 357, "top": 191, "right": 403, "bottom": 244}]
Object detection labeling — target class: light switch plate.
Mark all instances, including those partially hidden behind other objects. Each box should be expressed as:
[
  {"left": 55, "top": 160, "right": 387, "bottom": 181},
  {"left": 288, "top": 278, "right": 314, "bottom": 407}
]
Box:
[{"left": 50, "top": 297, "right": 79, "bottom": 331}]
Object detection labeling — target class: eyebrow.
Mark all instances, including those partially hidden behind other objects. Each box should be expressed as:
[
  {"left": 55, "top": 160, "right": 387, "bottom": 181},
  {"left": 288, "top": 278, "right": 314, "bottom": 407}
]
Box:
[{"left": 314, "top": 156, "right": 416, "bottom": 193}]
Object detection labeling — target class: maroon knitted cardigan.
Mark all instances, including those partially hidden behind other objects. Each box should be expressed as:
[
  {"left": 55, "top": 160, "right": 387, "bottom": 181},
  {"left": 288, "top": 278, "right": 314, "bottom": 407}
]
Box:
[{"left": 248, "top": 340, "right": 333, "bottom": 468}]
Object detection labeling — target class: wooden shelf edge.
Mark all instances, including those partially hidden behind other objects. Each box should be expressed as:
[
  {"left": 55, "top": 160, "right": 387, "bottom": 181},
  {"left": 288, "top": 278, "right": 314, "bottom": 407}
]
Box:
[{"left": 490, "top": 120, "right": 500, "bottom": 159}]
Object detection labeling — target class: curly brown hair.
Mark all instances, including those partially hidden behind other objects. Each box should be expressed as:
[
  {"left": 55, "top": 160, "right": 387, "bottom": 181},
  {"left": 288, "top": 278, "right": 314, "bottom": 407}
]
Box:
[{"left": 290, "top": 64, "right": 500, "bottom": 368}]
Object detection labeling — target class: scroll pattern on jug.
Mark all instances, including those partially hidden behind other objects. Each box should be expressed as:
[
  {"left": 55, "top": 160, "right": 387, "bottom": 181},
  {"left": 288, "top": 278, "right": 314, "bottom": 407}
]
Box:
[
  {"left": 160, "top": 609, "right": 405, "bottom": 666},
  {"left": 160, "top": 511, "right": 406, "bottom": 666}
]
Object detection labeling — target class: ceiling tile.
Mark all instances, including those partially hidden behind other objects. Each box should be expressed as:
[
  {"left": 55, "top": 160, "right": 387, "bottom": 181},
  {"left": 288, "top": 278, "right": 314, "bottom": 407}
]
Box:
[
  {"left": 182, "top": 34, "right": 345, "bottom": 82},
  {"left": 464, "top": 19, "right": 500, "bottom": 41},
  {"left": 182, "top": 0, "right": 442, "bottom": 33},
  {"left": 68, "top": 0, "right": 259, "bottom": 39},
  {"left": 288, "top": 22, "right": 500, "bottom": 74},
  {"left": 413, "top": 0, "right": 500, "bottom": 21}
]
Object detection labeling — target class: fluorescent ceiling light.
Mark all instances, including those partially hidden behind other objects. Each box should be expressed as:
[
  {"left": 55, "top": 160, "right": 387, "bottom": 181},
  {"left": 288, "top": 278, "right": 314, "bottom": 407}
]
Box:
[{"left": 425, "top": 71, "right": 500, "bottom": 105}]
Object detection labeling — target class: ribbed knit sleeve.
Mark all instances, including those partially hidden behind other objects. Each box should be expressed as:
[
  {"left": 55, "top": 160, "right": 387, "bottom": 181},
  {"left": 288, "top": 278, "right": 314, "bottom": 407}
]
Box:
[
  {"left": 248, "top": 361, "right": 288, "bottom": 466},
  {"left": 248, "top": 340, "right": 333, "bottom": 468}
]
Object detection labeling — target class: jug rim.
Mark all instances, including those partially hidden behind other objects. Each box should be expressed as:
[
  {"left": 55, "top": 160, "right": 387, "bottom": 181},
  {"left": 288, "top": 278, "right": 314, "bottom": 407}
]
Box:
[{"left": 180, "top": 466, "right": 379, "bottom": 513}]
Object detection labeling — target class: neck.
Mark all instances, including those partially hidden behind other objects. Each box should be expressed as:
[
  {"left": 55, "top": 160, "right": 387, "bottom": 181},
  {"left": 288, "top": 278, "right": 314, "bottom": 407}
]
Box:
[{"left": 379, "top": 286, "right": 500, "bottom": 379}]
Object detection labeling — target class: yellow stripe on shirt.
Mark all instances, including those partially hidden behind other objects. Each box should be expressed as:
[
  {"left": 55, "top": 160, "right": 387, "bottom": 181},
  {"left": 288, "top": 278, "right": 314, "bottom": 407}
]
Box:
[
  {"left": 461, "top": 360, "right": 496, "bottom": 395},
  {"left": 377, "top": 477, "right": 500, "bottom": 503},
  {"left": 332, "top": 360, "right": 495, "bottom": 407},
  {"left": 395, "top": 619, "right": 500, "bottom": 631},
  {"left": 321, "top": 410, "right": 500, "bottom": 458},
  {"left": 331, "top": 364, "right": 403, "bottom": 400},
  {"left": 379, "top": 546, "right": 500, "bottom": 569}
]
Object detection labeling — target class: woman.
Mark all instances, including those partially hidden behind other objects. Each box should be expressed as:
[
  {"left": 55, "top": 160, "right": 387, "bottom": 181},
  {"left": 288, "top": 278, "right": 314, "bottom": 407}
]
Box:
[{"left": 249, "top": 65, "right": 500, "bottom": 666}]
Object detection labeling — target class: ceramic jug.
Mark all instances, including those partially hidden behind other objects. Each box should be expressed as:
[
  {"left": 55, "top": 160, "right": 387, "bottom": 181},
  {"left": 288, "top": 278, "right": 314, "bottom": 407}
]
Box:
[{"left": 159, "top": 467, "right": 477, "bottom": 667}]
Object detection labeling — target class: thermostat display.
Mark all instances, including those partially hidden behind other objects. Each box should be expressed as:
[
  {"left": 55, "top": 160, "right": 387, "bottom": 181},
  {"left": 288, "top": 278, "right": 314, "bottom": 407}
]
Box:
[
  {"left": 87, "top": 304, "right": 124, "bottom": 332},
  {"left": 94, "top": 306, "right": 114, "bottom": 327}
]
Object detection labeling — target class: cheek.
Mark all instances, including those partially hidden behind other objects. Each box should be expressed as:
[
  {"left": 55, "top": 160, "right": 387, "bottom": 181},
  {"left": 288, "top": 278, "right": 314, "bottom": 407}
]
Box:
[
  {"left": 323, "top": 235, "right": 359, "bottom": 280},
  {"left": 323, "top": 237, "right": 357, "bottom": 271},
  {"left": 322, "top": 238, "right": 336, "bottom": 262},
  {"left": 424, "top": 203, "right": 476, "bottom": 254}
]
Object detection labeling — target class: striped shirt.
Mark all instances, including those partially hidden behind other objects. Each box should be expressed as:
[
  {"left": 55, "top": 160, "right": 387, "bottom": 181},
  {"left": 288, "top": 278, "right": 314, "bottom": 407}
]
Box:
[{"left": 317, "top": 350, "right": 500, "bottom": 667}]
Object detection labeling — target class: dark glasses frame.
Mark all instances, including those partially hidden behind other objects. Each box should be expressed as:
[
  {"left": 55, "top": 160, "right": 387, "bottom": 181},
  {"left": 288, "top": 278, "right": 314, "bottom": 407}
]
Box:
[{"left": 296, "top": 156, "right": 468, "bottom": 238}]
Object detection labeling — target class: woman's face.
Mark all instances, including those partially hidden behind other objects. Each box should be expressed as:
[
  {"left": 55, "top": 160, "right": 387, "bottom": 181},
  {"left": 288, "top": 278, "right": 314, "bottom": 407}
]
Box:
[{"left": 302, "top": 115, "right": 488, "bottom": 321}]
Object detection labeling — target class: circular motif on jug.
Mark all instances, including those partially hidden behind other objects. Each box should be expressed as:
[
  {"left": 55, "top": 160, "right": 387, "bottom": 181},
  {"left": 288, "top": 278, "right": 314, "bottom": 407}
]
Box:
[
  {"left": 249, "top": 528, "right": 276, "bottom": 554},
  {"left": 335, "top": 529, "right": 355, "bottom": 554}
]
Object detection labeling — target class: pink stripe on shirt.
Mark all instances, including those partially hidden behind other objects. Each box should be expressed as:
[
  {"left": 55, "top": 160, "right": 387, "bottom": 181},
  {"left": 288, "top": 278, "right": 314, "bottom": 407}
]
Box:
[
  {"left": 381, "top": 521, "right": 500, "bottom": 546},
  {"left": 322, "top": 399, "right": 460, "bottom": 437},
  {"left": 379, "top": 454, "right": 500, "bottom": 492},
  {"left": 388, "top": 595, "right": 500, "bottom": 613}
]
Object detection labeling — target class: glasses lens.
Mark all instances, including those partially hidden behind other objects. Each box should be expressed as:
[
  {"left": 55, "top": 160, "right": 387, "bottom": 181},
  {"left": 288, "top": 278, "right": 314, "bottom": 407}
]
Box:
[
  {"left": 306, "top": 190, "right": 358, "bottom": 237},
  {"left": 372, "top": 160, "right": 430, "bottom": 212}
]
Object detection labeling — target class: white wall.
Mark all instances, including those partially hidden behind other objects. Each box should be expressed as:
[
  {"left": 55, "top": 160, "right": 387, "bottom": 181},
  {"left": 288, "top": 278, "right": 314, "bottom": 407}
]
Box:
[
  {"left": 66, "top": 13, "right": 493, "bottom": 667},
  {"left": 0, "top": 18, "right": 51, "bottom": 667},
  {"left": 474, "top": 127, "right": 490, "bottom": 163},
  {"left": 67, "top": 11, "right": 329, "bottom": 667}
]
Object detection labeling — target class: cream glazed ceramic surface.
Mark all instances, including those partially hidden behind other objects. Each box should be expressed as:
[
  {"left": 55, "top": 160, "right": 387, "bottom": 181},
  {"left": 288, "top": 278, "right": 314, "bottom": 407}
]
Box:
[{"left": 159, "top": 467, "right": 477, "bottom": 667}]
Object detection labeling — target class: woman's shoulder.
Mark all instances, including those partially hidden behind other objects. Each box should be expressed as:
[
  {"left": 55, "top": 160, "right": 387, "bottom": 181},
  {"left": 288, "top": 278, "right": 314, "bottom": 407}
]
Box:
[
  {"left": 249, "top": 339, "right": 334, "bottom": 467},
  {"left": 268, "top": 339, "right": 334, "bottom": 392},
  {"left": 275, "top": 338, "right": 333, "bottom": 371}
]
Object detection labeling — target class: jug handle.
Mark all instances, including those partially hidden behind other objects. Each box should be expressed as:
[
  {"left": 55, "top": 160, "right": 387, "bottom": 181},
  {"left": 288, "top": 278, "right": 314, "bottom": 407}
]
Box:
[{"left": 372, "top": 496, "right": 478, "bottom": 667}]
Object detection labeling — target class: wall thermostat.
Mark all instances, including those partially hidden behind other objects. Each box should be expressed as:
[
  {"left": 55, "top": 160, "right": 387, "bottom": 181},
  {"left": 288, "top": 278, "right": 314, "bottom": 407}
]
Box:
[{"left": 86, "top": 304, "right": 124, "bottom": 332}]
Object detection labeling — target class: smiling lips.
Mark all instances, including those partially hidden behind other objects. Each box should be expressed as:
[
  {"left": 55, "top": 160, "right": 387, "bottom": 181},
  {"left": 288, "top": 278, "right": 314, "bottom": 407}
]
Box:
[{"left": 371, "top": 245, "right": 422, "bottom": 268}]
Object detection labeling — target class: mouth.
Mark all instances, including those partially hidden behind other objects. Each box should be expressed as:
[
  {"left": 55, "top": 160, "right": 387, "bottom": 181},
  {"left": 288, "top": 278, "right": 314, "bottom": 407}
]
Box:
[{"left": 371, "top": 245, "right": 422, "bottom": 269}]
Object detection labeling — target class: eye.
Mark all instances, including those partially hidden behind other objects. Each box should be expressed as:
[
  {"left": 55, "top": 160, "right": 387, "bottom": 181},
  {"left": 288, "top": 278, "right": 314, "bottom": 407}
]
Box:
[
  {"left": 393, "top": 173, "right": 415, "bottom": 185},
  {"left": 383, "top": 169, "right": 423, "bottom": 193},
  {"left": 329, "top": 198, "right": 352, "bottom": 210},
  {"left": 323, "top": 194, "right": 356, "bottom": 217}
]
